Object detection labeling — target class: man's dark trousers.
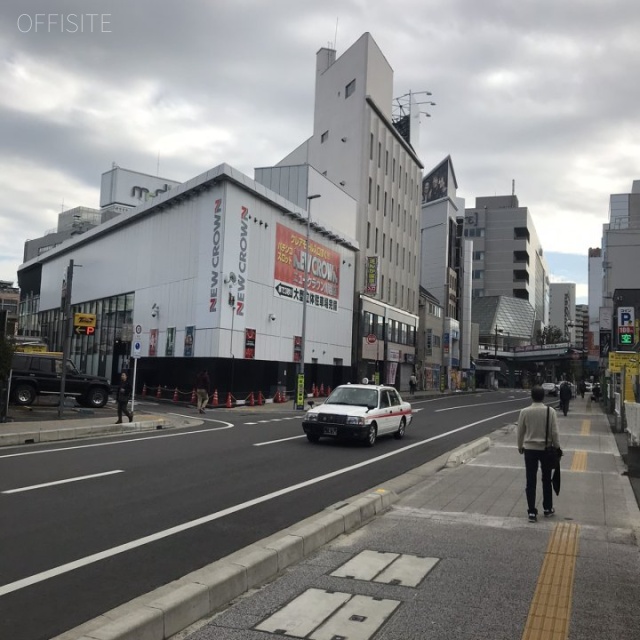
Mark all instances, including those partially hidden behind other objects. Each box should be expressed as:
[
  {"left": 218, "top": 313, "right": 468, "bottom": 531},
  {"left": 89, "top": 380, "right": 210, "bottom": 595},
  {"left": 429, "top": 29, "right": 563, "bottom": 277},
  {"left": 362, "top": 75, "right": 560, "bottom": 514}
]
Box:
[{"left": 524, "top": 449, "right": 553, "bottom": 514}]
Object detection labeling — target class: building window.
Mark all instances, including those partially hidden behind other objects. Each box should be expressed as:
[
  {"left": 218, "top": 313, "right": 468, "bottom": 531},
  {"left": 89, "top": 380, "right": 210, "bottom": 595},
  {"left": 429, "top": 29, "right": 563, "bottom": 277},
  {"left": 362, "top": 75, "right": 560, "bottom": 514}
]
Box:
[
  {"left": 385, "top": 150, "right": 389, "bottom": 174},
  {"left": 396, "top": 242, "right": 399, "bottom": 266},
  {"left": 395, "top": 282, "right": 398, "bottom": 305},
  {"left": 393, "top": 158, "right": 396, "bottom": 181},
  {"left": 473, "top": 250, "right": 485, "bottom": 260},
  {"left": 391, "top": 198, "right": 394, "bottom": 221},
  {"left": 345, "top": 79, "right": 356, "bottom": 98},
  {"left": 321, "top": 130, "right": 329, "bottom": 143},
  {"left": 381, "top": 275, "right": 385, "bottom": 301},
  {"left": 389, "top": 238, "right": 393, "bottom": 263},
  {"left": 383, "top": 233, "right": 386, "bottom": 258},
  {"left": 472, "top": 270, "right": 484, "bottom": 279},
  {"left": 370, "top": 133, "right": 374, "bottom": 160},
  {"left": 367, "top": 222, "right": 370, "bottom": 249},
  {"left": 403, "top": 247, "right": 405, "bottom": 268},
  {"left": 376, "top": 185, "right": 380, "bottom": 210},
  {"left": 378, "top": 142, "right": 381, "bottom": 168},
  {"left": 375, "top": 228, "right": 378, "bottom": 253},
  {"left": 368, "top": 178, "right": 372, "bottom": 204},
  {"left": 384, "top": 191, "right": 387, "bottom": 216}
]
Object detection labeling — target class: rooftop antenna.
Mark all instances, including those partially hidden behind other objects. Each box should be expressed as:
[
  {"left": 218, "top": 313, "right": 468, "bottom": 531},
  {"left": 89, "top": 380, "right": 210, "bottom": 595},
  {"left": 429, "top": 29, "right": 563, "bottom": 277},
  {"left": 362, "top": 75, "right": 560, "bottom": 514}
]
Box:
[
  {"left": 512, "top": 179, "right": 515, "bottom": 196},
  {"left": 334, "top": 17, "right": 338, "bottom": 50}
]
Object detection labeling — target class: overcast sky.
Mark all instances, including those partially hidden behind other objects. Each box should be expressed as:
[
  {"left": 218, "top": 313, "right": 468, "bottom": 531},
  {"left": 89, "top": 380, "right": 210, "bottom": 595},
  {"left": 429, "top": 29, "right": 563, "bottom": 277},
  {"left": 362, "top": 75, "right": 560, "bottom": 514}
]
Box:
[{"left": 2, "top": 1, "right": 639, "bottom": 304}]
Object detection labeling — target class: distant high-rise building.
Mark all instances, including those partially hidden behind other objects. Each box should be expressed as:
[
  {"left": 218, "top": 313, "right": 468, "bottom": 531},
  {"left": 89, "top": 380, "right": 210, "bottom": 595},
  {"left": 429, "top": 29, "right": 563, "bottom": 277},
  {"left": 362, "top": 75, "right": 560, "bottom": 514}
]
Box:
[
  {"left": 549, "top": 283, "right": 576, "bottom": 342},
  {"left": 463, "top": 194, "right": 549, "bottom": 339}
]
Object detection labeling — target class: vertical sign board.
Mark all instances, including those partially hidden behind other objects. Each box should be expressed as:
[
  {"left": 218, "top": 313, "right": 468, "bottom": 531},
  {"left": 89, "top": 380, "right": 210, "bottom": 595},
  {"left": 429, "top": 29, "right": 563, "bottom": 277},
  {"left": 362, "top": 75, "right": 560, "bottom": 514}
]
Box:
[
  {"left": 365, "top": 256, "right": 378, "bottom": 295},
  {"left": 617, "top": 307, "right": 635, "bottom": 347},
  {"left": 296, "top": 373, "right": 305, "bottom": 410}
]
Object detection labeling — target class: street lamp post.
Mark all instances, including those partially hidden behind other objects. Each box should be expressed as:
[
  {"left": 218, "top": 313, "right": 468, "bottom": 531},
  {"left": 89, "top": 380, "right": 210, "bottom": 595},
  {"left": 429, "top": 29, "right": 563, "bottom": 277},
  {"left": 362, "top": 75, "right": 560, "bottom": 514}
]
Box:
[{"left": 297, "top": 194, "right": 321, "bottom": 410}]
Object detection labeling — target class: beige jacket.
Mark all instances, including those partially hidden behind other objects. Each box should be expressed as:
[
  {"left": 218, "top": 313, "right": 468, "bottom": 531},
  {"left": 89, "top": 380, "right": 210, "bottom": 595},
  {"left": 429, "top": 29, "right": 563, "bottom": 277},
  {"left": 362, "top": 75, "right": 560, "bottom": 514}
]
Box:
[{"left": 517, "top": 402, "right": 560, "bottom": 451}]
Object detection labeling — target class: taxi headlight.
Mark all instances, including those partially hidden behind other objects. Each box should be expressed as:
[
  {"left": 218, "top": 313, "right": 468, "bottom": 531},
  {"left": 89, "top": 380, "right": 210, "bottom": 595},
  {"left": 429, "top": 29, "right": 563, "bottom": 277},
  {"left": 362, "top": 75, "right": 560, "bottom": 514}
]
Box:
[
  {"left": 346, "top": 416, "right": 365, "bottom": 426},
  {"left": 306, "top": 413, "right": 318, "bottom": 422}
]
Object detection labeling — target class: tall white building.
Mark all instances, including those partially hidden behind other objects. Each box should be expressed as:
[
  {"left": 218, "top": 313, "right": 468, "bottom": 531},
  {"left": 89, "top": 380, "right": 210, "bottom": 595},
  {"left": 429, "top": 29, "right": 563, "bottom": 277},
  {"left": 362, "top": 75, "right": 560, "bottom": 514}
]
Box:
[{"left": 265, "top": 32, "right": 423, "bottom": 386}]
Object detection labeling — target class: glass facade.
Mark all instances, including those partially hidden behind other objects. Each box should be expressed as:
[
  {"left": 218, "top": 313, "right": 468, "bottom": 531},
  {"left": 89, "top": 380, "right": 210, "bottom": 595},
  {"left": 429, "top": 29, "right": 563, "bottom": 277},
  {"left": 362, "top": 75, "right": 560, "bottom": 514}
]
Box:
[{"left": 39, "top": 292, "right": 135, "bottom": 384}]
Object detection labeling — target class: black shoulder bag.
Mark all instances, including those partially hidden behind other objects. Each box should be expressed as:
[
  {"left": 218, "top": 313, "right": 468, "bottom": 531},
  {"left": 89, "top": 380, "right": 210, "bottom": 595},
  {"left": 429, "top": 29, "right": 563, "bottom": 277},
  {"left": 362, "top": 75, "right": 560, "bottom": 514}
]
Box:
[{"left": 544, "top": 407, "right": 562, "bottom": 466}]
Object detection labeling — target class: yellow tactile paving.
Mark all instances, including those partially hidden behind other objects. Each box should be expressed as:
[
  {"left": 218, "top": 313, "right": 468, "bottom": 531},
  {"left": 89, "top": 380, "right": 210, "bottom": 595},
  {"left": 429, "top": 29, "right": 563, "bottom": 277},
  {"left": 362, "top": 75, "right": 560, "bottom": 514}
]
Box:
[
  {"left": 580, "top": 419, "right": 590, "bottom": 436},
  {"left": 521, "top": 523, "right": 580, "bottom": 640},
  {"left": 570, "top": 450, "right": 588, "bottom": 472}
]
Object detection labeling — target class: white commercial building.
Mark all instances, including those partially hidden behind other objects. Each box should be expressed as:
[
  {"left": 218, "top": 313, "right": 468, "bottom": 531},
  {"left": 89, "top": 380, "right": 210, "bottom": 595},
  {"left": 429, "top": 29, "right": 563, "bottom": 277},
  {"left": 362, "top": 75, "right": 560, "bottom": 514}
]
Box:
[
  {"left": 17, "top": 164, "right": 358, "bottom": 397},
  {"left": 549, "top": 283, "right": 576, "bottom": 342}
]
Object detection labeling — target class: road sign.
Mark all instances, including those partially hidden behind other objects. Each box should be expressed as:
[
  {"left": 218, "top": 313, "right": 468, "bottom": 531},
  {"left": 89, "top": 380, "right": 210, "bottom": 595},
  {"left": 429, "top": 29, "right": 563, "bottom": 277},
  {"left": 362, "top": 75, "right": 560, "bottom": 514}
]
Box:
[
  {"left": 132, "top": 340, "right": 141, "bottom": 359},
  {"left": 74, "top": 313, "right": 96, "bottom": 328},
  {"left": 74, "top": 325, "right": 95, "bottom": 336},
  {"left": 135, "top": 324, "right": 142, "bottom": 335}
]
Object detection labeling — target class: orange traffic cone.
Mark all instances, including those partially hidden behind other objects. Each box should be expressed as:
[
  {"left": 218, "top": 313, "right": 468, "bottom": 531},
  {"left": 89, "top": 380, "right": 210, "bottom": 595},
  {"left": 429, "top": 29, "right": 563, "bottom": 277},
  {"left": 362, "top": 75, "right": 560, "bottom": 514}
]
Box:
[
  {"left": 142, "top": 384, "right": 147, "bottom": 398},
  {"left": 226, "top": 392, "right": 232, "bottom": 408},
  {"left": 211, "top": 389, "right": 219, "bottom": 407},
  {"left": 313, "top": 384, "right": 318, "bottom": 398},
  {"left": 258, "top": 391, "right": 265, "bottom": 405},
  {"left": 249, "top": 391, "right": 255, "bottom": 406},
  {"left": 156, "top": 385, "right": 162, "bottom": 399},
  {"left": 173, "top": 387, "right": 179, "bottom": 402},
  {"left": 320, "top": 383, "right": 325, "bottom": 396},
  {"left": 327, "top": 386, "right": 331, "bottom": 396},
  {"left": 191, "top": 388, "right": 196, "bottom": 404}
]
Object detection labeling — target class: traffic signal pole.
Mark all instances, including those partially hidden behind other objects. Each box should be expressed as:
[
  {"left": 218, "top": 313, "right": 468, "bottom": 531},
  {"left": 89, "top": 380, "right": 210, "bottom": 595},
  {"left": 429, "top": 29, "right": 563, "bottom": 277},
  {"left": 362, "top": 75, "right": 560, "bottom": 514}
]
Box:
[{"left": 58, "top": 259, "right": 74, "bottom": 419}]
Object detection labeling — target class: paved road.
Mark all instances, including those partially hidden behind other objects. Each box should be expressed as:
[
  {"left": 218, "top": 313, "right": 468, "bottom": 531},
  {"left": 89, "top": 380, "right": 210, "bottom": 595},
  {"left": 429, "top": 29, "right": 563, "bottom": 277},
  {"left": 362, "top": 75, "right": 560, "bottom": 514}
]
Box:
[{"left": 0, "top": 390, "right": 534, "bottom": 640}]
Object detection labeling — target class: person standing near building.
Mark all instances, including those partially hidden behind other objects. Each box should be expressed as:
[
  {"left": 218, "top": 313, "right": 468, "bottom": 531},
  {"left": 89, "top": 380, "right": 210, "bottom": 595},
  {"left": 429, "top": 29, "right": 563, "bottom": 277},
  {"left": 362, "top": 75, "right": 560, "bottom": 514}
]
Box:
[
  {"left": 409, "top": 372, "right": 417, "bottom": 396},
  {"left": 195, "top": 369, "right": 210, "bottom": 414},
  {"left": 517, "top": 385, "right": 561, "bottom": 522},
  {"left": 115, "top": 372, "right": 133, "bottom": 424}
]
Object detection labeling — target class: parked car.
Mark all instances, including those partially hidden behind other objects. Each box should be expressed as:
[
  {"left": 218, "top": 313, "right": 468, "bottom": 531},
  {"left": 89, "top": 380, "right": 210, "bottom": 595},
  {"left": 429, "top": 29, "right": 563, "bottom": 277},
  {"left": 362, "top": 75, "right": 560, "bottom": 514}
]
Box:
[
  {"left": 9, "top": 353, "right": 111, "bottom": 408},
  {"left": 301, "top": 383, "right": 412, "bottom": 446},
  {"left": 541, "top": 382, "right": 559, "bottom": 396}
]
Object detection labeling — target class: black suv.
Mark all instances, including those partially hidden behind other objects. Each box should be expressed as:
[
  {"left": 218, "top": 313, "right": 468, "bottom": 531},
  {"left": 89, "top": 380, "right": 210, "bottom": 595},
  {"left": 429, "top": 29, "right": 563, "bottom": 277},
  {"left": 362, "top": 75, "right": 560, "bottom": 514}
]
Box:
[{"left": 10, "top": 353, "right": 111, "bottom": 408}]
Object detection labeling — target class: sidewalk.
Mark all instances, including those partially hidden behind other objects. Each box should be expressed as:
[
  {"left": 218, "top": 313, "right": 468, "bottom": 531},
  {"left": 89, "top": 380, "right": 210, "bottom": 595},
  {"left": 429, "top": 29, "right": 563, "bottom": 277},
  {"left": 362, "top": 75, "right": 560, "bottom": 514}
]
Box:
[{"left": 54, "top": 394, "right": 640, "bottom": 640}]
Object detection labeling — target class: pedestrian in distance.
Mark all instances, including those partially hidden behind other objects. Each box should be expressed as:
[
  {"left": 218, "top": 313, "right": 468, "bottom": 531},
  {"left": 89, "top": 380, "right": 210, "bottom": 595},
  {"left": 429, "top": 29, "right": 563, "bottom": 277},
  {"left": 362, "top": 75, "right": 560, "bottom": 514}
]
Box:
[
  {"left": 578, "top": 379, "right": 586, "bottom": 399},
  {"left": 195, "top": 369, "right": 210, "bottom": 414},
  {"left": 559, "top": 380, "right": 572, "bottom": 416},
  {"left": 517, "top": 385, "right": 561, "bottom": 522},
  {"left": 409, "top": 373, "right": 417, "bottom": 397},
  {"left": 115, "top": 372, "right": 133, "bottom": 424}
]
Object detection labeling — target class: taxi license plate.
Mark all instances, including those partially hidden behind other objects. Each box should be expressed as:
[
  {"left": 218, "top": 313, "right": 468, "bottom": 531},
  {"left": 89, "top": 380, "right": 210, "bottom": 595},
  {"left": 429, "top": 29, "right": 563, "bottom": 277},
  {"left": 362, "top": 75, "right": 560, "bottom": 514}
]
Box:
[{"left": 323, "top": 426, "right": 338, "bottom": 436}]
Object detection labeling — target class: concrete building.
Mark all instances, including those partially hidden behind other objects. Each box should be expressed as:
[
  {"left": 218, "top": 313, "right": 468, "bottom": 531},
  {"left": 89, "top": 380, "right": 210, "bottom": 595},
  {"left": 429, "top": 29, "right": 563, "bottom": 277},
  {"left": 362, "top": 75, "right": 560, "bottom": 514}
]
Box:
[
  {"left": 0, "top": 280, "right": 19, "bottom": 335},
  {"left": 549, "top": 283, "right": 576, "bottom": 341},
  {"left": 17, "top": 163, "right": 358, "bottom": 395},
  {"left": 588, "top": 247, "right": 603, "bottom": 364},
  {"left": 574, "top": 304, "right": 588, "bottom": 350},
  {"left": 265, "top": 32, "right": 423, "bottom": 388},
  {"left": 416, "top": 287, "right": 444, "bottom": 390},
  {"left": 463, "top": 194, "right": 550, "bottom": 337},
  {"left": 419, "top": 156, "right": 472, "bottom": 389}
]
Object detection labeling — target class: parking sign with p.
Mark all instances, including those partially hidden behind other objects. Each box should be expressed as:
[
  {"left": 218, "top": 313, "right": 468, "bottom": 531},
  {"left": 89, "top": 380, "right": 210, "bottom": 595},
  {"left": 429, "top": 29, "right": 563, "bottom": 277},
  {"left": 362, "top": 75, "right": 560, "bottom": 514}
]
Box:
[{"left": 617, "top": 306, "right": 635, "bottom": 347}]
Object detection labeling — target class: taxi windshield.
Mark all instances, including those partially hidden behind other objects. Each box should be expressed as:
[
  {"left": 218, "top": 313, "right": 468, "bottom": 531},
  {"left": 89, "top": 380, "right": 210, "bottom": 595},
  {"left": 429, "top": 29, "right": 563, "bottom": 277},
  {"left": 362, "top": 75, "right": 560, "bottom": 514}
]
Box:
[{"left": 326, "top": 387, "right": 378, "bottom": 408}]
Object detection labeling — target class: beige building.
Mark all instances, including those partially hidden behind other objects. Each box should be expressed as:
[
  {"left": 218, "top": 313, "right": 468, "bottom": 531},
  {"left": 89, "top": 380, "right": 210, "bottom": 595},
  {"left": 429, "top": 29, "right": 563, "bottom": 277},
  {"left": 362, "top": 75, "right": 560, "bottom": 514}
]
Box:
[{"left": 417, "top": 287, "right": 444, "bottom": 390}]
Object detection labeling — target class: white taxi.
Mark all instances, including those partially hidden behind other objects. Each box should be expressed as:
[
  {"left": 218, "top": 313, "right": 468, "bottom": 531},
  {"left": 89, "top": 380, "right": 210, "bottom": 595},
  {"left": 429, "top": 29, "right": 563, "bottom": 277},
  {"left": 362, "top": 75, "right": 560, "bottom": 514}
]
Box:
[{"left": 302, "top": 384, "right": 412, "bottom": 446}]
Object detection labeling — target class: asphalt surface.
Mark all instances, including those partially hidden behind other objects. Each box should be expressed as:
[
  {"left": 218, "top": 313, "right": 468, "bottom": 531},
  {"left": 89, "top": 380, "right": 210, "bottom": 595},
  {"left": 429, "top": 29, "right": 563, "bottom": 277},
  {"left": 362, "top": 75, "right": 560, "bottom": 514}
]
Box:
[{"left": 0, "top": 394, "right": 637, "bottom": 640}]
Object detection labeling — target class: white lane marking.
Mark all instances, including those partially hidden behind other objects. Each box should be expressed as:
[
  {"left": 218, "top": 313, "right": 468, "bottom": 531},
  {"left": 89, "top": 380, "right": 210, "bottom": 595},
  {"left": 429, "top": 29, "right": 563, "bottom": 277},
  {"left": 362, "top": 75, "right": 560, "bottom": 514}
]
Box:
[
  {"left": 255, "top": 435, "right": 307, "bottom": 446},
  {"left": 244, "top": 422, "right": 258, "bottom": 425},
  {"left": 0, "top": 407, "right": 521, "bottom": 597},
  {"left": 412, "top": 408, "right": 423, "bottom": 413},
  {"left": 3, "top": 470, "right": 124, "bottom": 494},
  {"left": 0, "top": 419, "right": 235, "bottom": 459},
  {"left": 435, "top": 397, "right": 529, "bottom": 412}
]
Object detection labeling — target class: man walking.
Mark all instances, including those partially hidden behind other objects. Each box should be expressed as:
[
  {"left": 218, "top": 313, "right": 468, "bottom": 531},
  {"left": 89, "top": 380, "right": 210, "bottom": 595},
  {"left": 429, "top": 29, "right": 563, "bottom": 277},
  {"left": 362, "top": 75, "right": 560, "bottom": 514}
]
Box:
[
  {"left": 559, "top": 380, "right": 572, "bottom": 416},
  {"left": 115, "top": 372, "right": 133, "bottom": 424},
  {"left": 195, "top": 369, "right": 210, "bottom": 414},
  {"left": 517, "top": 385, "right": 561, "bottom": 522}
]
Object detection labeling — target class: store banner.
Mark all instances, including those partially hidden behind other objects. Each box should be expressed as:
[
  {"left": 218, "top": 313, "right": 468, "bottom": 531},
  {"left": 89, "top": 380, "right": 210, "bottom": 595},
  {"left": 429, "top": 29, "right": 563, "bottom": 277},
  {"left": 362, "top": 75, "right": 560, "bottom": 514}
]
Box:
[
  {"left": 165, "top": 327, "right": 175, "bottom": 356},
  {"left": 365, "top": 256, "right": 378, "bottom": 294},
  {"left": 245, "top": 328, "right": 256, "bottom": 359},
  {"left": 184, "top": 325, "right": 195, "bottom": 357},
  {"left": 149, "top": 329, "right": 158, "bottom": 357}
]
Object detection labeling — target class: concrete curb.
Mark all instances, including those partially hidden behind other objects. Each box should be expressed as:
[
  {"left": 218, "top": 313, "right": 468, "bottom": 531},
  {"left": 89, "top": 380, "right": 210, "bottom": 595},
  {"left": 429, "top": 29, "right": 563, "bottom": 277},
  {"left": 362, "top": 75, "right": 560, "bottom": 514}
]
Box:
[
  {"left": 60, "top": 488, "right": 397, "bottom": 640},
  {"left": 445, "top": 436, "right": 492, "bottom": 467},
  {"left": 0, "top": 418, "right": 168, "bottom": 447},
  {"left": 56, "top": 438, "right": 492, "bottom": 640}
]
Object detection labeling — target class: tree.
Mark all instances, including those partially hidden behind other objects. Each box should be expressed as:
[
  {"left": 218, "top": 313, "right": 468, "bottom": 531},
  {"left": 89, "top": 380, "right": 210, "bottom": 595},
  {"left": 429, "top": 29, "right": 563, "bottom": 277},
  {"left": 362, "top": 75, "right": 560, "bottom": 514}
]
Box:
[{"left": 535, "top": 325, "right": 565, "bottom": 346}]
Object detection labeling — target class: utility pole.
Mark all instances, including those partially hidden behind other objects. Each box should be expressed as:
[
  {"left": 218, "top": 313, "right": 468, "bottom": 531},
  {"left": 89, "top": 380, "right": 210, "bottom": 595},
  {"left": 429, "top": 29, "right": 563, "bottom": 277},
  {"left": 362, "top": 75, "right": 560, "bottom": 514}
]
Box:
[{"left": 58, "top": 259, "right": 74, "bottom": 418}]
